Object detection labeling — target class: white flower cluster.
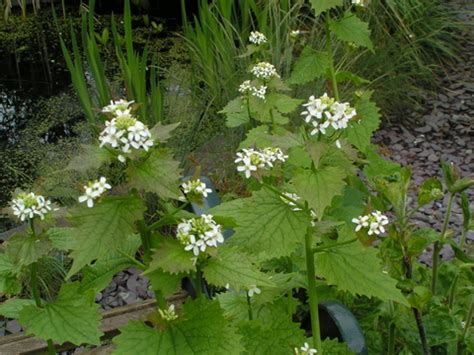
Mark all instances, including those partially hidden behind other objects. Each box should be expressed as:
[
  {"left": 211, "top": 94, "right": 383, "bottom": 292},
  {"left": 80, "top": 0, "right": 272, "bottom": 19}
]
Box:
[
  {"left": 352, "top": 0, "right": 367, "bottom": 7},
  {"left": 158, "top": 304, "right": 178, "bottom": 321},
  {"left": 78, "top": 177, "right": 112, "bottom": 208},
  {"left": 301, "top": 93, "right": 356, "bottom": 135},
  {"left": 352, "top": 211, "right": 389, "bottom": 236},
  {"left": 250, "top": 62, "right": 280, "bottom": 81},
  {"left": 247, "top": 285, "right": 261, "bottom": 298},
  {"left": 294, "top": 342, "right": 317, "bottom": 355},
  {"left": 181, "top": 179, "right": 212, "bottom": 200},
  {"left": 177, "top": 215, "right": 224, "bottom": 257},
  {"left": 11, "top": 192, "right": 52, "bottom": 221},
  {"left": 99, "top": 103, "right": 153, "bottom": 163},
  {"left": 249, "top": 31, "right": 267, "bottom": 45},
  {"left": 102, "top": 99, "right": 134, "bottom": 114},
  {"left": 290, "top": 29, "right": 302, "bottom": 38},
  {"left": 235, "top": 147, "right": 288, "bottom": 179},
  {"left": 238, "top": 80, "right": 267, "bottom": 100}
]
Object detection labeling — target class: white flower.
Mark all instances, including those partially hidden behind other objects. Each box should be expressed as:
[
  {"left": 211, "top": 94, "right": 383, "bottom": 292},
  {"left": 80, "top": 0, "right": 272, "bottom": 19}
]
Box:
[
  {"left": 290, "top": 29, "right": 302, "bottom": 38},
  {"left": 352, "top": 0, "right": 367, "bottom": 7},
  {"left": 102, "top": 99, "right": 134, "bottom": 114},
  {"left": 250, "top": 85, "right": 267, "bottom": 100},
  {"left": 247, "top": 285, "right": 261, "bottom": 297},
  {"left": 181, "top": 179, "right": 213, "bottom": 201},
  {"left": 250, "top": 62, "right": 280, "bottom": 80},
  {"left": 295, "top": 342, "right": 318, "bottom": 355},
  {"left": 99, "top": 108, "right": 153, "bottom": 162},
  {"left": 78, "top": 177, "right": 112, "bottom": 208},
  {"left": 352, "top": 211, "right": 389, "bottom": 236},
  {"left": 235, "top": 147, "right": 287, "bottom": 179},
  {"left": 249, "top": 31, "right": 267, "bottom": 45},
  {"left": 281, "top": 192, "right": 302, "bottom": 212},
  {"left": 301, "top": 93, "right": 356, "bottom": 136},
  {"left": 238, "top": 80, "right": 252, "bottom": 94},
  {"left": 238, "top": 81, "right": 267, "bottom": 100},
  {"left": 10, "top": 192, "right": 52, "bottom": 221},
  {"left": 177, "top": 215, "right": 224, "bottom": 257},
  {"left": 158, "top": 304, "right": 178, "bottom": 321}
]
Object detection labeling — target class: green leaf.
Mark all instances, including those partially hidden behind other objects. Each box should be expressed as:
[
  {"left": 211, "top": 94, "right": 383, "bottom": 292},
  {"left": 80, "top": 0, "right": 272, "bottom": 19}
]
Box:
[
  {"left": 114, "top": 299, "right": 243, "bottom": 355},
  {"left": 335, "top": 70, "right": 370, "bottom": 86},
  {"left": 67, "top": 195, "right": 145, "bottom": 277},
  {"left": 0, "top": 299, "right": 35, "bottom": 319},
  {"left": 146, "top": 268, "right": 183, "bottom": 298},
  {"left": 19, "top": 283, "right": 103, "bottom": 346},
  {"left": 292, "top": 167, "right": 347, "bottom": 220},
  {"left": 203, "top": 246, "right": 274, "bottom": 291},
  {"left": 309, "top": 0, "right": 343, "bottom": 15},
  {"left": 425, "top": 309, "right": 458, "bottom": 346},
  {"left": 321, "top": 338, "right": 354, "bottom": 354},
  {"left": 5, "top": 234, "right": 52, "bottom": 269},
  {"left": 79, "top": 234, "right": 141, "bottom": 293},
  {"left": 145, "top": 237, "right": 196, "bottom": 275},
  {"left": 220, "top": 97, "right": 250, "bottom": 128},
  {"left": 363, "top": 146, "right": 400, "bottom": 180},
  {"left": 240, "top": 126, "right": 303, "bottom": 151},
  {"left": 126, "top": 149, "right": 182, "bottom": 200},
  {"left": 210, "top": 188, "right": 311, "bottom": 260},
  {"left": 149, "top": 122, "right": 180, "bottom": 142},
  {"left": 46, "top": 227, "right": 76, "bottom": 251},
  {"left": 314, "top": 243, "right": 408, "bottom": 305},
  {"left": 288, "top": 46, "right": 330, "bottom": 85},
  {"left": 238, "top": 306, "right": 306, "bottom": 354},
  {"left": 268, "top": 93, "right": 303, "bottom": 114},
  {"left": 330, "top": 13, "right": 373, "bottom": 50},
  {"left": 418, "top": 177, "right": 443, "bottom": 206},
  {"left": 343, "top": 92, "right": 380, "bottom": 152},
  {"left": 66, "top": 144, "right": 111, "bottom": 171}
]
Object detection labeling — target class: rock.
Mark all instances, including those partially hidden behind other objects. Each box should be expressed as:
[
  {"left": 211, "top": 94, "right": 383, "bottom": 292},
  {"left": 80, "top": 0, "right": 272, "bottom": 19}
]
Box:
[
  {"left": 428, "top": 153, "right": 439, "bottom": 162},
  {"left": 6, "top": 320, "right": 21, "bottom": 334}
]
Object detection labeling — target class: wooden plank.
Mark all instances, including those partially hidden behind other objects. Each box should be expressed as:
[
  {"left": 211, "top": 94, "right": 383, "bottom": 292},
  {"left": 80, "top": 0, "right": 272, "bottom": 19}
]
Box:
[{"left": 0, "top": 292, "right": 187, "bottom": 354}]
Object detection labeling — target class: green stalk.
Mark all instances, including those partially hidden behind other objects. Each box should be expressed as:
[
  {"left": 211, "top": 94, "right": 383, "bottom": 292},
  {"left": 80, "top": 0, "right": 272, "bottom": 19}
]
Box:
[
  {"left": 246, "top": 293, "right": 253, "bottom": 321},
  {"left": 305, "top": 229, "right": 322, "bottom": 352},
  {"left": 457, "top": 299, "right": 473, "bottom": 355},
  {"left": 388, "top": 323, "right": 396, "bottom": 355},
  {"left": 325, "top": 14, "right": 339, "bottom": 101},
  {"left": 431, "top": 193, "right": 454, "bottom": 294},
  {"left": 29, "top": 221, "right": 56, "bottom": 355},
  {"left": 137, "top": 220, "right": 152, "bottom": 263},
  {"left": 194, "top": 267, "right": 204, "bottom": 298}
]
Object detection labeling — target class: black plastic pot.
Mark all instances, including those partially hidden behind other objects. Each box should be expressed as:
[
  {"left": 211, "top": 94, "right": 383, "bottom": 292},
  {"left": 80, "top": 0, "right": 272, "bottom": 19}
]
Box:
[{"left": 181, "top": 176, "right": 368, "bottom": 355}]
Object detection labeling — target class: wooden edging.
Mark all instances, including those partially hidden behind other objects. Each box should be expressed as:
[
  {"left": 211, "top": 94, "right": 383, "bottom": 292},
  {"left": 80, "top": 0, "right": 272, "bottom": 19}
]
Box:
[{"left": 0, "top": 292, "right": 187, "bottom": 354}]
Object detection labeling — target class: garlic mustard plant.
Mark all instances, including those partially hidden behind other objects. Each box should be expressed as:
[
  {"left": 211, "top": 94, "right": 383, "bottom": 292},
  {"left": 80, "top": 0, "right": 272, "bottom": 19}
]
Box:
[
  {"left": 176, "top": 215, "right": 224, "bottom": 257},
  {"left": 249, "top": 31, "right": 267, "bottom": 45},
  {"left": 10, "top": 192, "right": 52, "bottom": 221},
  {"left": 78, "top": 177, "right": 112, "bottom": 208}
]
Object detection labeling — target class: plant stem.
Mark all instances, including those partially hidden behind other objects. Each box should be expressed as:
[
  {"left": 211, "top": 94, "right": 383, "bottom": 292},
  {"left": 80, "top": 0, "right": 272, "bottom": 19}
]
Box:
[
  {"left": 413, "top": 308, "right": 430, "bottom": 355},
  {"left": 137, "top": 220, "right": 152, "bottom": 263},
  {"left": 387, "top": 301, "right": 396, "bottom": 355},
  {"left": 287, "top": 290, "right": 294, "bottom": 321},
  {"left": 456, "top": 299, "right": 473, "bottom": 355},
  {"left": 29, "top": 220, "right": 56, "bottom": 355},
  {"left": 431, "top": 193, "right": 454, "bottom": 295},
  {"left": 246, "top": 293, "right": 253, "bottom": 321},
  {"left": 305, "top": 229, "right": 322, "bottom": 352},
  {"left": 325, "top": 14, "right": 339, "bottom": 101},
  {"left": 460, "top": 226, "right": 468, "bottom": 250},
  {"left": 194, "top": 268, "right": 204, "bottom": 298}
]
